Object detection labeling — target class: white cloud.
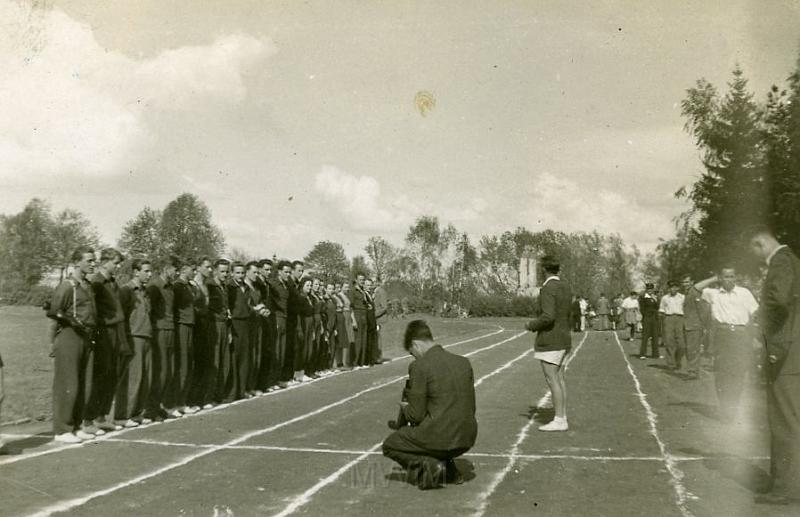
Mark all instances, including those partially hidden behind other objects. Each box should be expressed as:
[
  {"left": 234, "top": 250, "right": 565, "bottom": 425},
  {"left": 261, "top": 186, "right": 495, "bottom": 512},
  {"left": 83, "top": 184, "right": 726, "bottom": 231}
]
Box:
[
  {"left": 314, "top": 165, "right": 406, "bottom": 232},
  {"left": 523, "top": 173, "right": 675, "bottom": 249},
  {"left": 0, "top": 1, "right": 275, "bottom": 181}
]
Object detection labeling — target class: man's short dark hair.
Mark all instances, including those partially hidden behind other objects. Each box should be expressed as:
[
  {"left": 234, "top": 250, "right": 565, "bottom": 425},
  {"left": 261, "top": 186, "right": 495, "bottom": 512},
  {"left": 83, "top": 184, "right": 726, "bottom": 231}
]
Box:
[
  {"left": 214, "top": 258, "right": 230, "bottom": 269},
  {"left": 277, "top": 260, "right": 292, "bottom": 271},
  {"left": 540, "top": 255, "right": 560, "bottom": 275},
  {"left": 131, "top": 258, "right": 151, "bottom": 272},
  {"left": 404, "top": 319, "right": 434, "bottom": 351},
  {"left": 292, "top": 260, "right": 304, "bottom": 268},
  {"left": 668, "top": 280, "right": 679, "bottom": 288},
  {"left": 258, "top": 258, "right": 273, "bottom": 268},
  {"left": 99, "top": 247, "right": 123, "bottom": 263},
  {"left": 245, "top": 260, "right": 259, "bottom": 271},
  {"left": 231, "top": 261, "right": 245, "bottom": 271},
  {"left": 167, "top": 255, "right": 182, "bottom": 270},
  {"left": 198, "top": 256, "right": 212, "bottom": 266},
  {"left": 70, "top": 246, "right": 95, "bottom": 263}
]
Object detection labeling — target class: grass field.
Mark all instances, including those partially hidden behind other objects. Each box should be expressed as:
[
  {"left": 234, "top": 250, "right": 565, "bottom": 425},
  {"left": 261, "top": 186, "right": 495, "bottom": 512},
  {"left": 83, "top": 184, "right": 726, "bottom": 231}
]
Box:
[
  {"left": 0, "top": 306, "right": 54, "bottom": 425},
  {"left": 0, "top": 316, "right": 794, "bottom": 516}
]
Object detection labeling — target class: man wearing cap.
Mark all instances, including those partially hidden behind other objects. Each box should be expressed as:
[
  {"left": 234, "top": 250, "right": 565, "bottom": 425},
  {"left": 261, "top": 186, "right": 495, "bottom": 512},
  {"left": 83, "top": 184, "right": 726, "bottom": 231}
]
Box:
[
  {"left": 695, "top": 267, "right": 759, "bottom": 421},
  {"left": 638, "top": 283, "right": 661, "bottom": 360},
  {"left": 659, "top": 281, "right": 686, "bottom": 370}
]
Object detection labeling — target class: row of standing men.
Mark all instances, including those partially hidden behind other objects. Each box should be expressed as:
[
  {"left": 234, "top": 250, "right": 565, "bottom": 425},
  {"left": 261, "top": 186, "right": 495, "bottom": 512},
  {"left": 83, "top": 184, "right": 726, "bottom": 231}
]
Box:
[{"left": 46, "top": 247, "right": 390, "bottom": 444}]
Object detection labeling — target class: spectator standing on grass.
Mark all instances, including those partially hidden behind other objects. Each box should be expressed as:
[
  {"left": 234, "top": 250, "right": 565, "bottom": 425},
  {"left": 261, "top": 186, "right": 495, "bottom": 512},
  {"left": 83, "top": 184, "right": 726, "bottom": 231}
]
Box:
[
  {"left": 525, "top": 255, "right": 573, "bottom": 432},
  {"left": 749, "top": 228, "right": 800, "bottom": 505},
  {"left": 578, "top": 296, "right": 588, "bottom": 331},
  {"left": 88, "top": 247, "right": 127, "bottom": 432},
  {"left": 621, "top": 292, "right": 640, "bottom": 341},
  {"left": 638, "top": 284, "right": 661, "bottom": 359},
  {"left": 570, "top": 295, "right": 581, "bottom": 332},
  {"left": 596, "top": 293, "right": 611, "bottom": 331},
  {"left": 695, "top": 267, "right": 759, "bottom": 422},
  {"left": 372, "top": 279, "right": 390, "bottom": 364},
  {"left": 47, "top": 247, "right": 98, "bottom": 443},
  {"left": 659, "top": 281, "right": 686, "bottom": 370},
  {"left": 681, "top": 276, "right": 710, "bottom": 380},
  {"left": 612, "top": 293, "right": 624, "bottom": 330}
]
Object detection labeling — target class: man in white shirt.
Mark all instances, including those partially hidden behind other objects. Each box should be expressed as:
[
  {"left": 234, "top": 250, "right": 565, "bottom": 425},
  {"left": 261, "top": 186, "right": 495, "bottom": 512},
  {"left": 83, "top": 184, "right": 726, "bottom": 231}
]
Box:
[
  {"left": 659, "top": 281, "right": 686, "bottom": 370},
  {"left": 695, "top": 267, "right": 759, "bottom": 421}
]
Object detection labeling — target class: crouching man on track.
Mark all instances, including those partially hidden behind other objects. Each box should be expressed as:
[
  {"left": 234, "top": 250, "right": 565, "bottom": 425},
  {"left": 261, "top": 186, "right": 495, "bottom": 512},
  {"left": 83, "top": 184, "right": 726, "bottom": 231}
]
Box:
[{"left": 382, "top": 320, "right": 477, "bottom": 490}]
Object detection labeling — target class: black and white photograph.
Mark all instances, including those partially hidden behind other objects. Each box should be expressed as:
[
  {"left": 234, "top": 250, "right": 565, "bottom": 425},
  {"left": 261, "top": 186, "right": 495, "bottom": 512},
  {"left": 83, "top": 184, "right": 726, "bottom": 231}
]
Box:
[{"left": 2, "top": 1, "right": 800, "bottom": 515}]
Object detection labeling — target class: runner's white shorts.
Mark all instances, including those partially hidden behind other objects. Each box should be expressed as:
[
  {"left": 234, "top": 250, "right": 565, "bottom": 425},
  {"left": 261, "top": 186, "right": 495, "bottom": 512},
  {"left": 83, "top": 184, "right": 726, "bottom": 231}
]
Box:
[{"left": 534, "top": 349, "right": 567, "bottom": 365}]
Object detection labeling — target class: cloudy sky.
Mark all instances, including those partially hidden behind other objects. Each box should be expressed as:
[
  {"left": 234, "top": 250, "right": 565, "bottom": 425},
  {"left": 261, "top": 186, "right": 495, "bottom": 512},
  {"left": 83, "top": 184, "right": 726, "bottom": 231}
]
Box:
[{"left": 2, "top": 0, "right": 799, "bottom": 259}]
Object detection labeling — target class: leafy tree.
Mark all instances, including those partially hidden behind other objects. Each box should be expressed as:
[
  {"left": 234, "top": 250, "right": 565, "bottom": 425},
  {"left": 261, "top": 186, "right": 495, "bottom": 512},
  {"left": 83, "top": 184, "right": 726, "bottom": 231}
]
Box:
[
  {"left": 679, "top": 66, "right": 767, "bottom": 272},
  {"left": 304, "top": 240, "right": 350, "bottom": 281},
  {"left": 228, "top": 246, "right": 255, "bottom": 264},
  {"left": 160, "top": 193, "right": 225, "bottom": 262},
  {"left": 118, "top": 206, "right": 163, "bottom": 260},
  {"left": 405, "top": 215, "right": 457, "bottom": 293},
  {"left": 50, "top": 209, "right": 101, "bottom": 281},
  {"left": 350, "top": 255, "right": 370, "bottom": 279},
  {"left": 0, "top": 198, "right": 55, "bottom": 287},
  {"left": 364, "top": 236, "right": 397, "bottom": 281}
]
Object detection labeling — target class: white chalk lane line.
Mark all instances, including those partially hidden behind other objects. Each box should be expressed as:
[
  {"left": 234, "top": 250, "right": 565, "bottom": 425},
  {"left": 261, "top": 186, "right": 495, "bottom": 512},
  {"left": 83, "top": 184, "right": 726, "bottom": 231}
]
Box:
[
  {"left": 612, "top": 331, "right": 696, "bottom": 517},
  {"left": 272, "top": 332, "right": 535, "bottom": 517},
  {"left": 0, "top": 326, "right": 506, "bottom": 468},
  {"left": 26, "top": 329, "right": 526, "bottom": 516},
  {"left": 472, "top": 331, "right": 589, "bottom": 517}
]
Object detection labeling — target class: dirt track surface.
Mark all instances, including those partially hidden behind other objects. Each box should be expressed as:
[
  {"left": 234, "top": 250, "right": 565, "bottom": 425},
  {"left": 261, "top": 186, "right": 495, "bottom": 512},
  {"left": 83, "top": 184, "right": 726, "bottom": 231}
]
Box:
[{"left": 0, "top": 320, "right": 794, "bottom": 517}]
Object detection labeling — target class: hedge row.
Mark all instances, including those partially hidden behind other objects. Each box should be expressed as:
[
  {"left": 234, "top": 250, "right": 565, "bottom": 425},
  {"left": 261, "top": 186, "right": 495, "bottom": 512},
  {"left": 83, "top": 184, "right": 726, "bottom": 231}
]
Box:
[{"left": 468, "top": 294, "right": 537, "bottom": 317}]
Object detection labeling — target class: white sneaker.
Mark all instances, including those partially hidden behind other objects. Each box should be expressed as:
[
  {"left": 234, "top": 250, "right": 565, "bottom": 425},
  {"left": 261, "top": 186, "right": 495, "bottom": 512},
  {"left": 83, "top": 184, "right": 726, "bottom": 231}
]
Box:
[
  {"left": 301, "top": 375, "right": 313, "bottom": 382},
  {"left": 202, "top": 403, "right": 214, "bottom": 410},
  {"left": 54, "top": 432, "right": 83, "bottom": 444},
  {"left": 538, "top": 418, "right": 569, "bottom": 432},
  {"left": 182, "top": 406, "right": 199, "bottom": 415},
  {"left": 74, "top": 430, "right": 96, "bottom": 440}
]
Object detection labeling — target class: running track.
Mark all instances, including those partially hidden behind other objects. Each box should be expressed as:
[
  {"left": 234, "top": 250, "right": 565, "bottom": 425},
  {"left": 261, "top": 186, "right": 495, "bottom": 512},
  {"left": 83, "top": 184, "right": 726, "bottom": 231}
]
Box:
[{"left": 0, "top": 320, "right": 793, "bottom": 516}]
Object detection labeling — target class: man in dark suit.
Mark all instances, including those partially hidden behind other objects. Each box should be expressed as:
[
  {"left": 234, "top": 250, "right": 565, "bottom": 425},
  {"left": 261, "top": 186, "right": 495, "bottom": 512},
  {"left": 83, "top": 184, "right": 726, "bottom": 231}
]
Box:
[
  {"left": 750, "top": 228, "right": 800, "bottom": 505},
  {"left": 639, "top": 283, "right": 661, "bottom": 359},
  {"left": 525, "top": 255, "right": 573, "bottom": 431},
  {"left": 382, "top": 320, "right": 477, "bottom": 489}
]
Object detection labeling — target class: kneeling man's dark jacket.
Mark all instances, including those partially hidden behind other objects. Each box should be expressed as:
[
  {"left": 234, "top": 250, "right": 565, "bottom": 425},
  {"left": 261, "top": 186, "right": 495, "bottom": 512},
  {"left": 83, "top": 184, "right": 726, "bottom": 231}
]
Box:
[{"left": 399, "top": 345, "right": 477, "bottom": 451}]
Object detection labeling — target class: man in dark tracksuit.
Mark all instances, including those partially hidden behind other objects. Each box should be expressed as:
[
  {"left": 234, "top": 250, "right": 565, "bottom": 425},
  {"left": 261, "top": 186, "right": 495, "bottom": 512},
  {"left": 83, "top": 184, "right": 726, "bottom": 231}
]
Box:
[
  {"left": 269, "top": 261, "right": 293, "bottom": 388},
  {"left": 228, "top": 262, "right": 254, "bottom": 400},
  {"left": 206, "top": 259, "right": 232, "bottom": 403},
  {"left": 750, "top": 229, "right": 800, "bottom": 505},
  {"left": 88, "top": 247, "right": 128, "bottom": 431},
  {"left": 173, "top": 260, "right": 197, "bottom": 413},
  {"left": 383, "top": 320, "right": 477, "bottom": 489},
  {"left": 146, "top": 258, "right": 179, "bottom": 419},
  {"left": 118, "top": 259, "right": 154, "bottom": 424},
  {"left": 48, "top": 247, "right": 98, "bottom": 443},
  {"left": 256, "top": 259, "right": 275, "bottom": 390}
]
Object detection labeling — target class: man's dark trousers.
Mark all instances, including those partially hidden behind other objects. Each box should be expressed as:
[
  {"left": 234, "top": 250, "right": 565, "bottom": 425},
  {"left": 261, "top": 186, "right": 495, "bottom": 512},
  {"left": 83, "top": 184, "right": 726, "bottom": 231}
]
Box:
[
  {"left": 353, "top": 309, "right": 368, "bottom": 366},
  {"left": 639, "top": 315, "right": 660, "bottom": 357},
  {"left": 52, "top": 327, "right": 92, "bottom": 434}
]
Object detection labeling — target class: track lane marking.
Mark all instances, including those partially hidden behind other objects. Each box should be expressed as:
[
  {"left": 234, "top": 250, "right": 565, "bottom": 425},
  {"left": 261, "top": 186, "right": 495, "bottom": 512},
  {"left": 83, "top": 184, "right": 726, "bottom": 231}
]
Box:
[
  {"left": 472, "top": 331, "right": 589, "bottom": 517},
  {"left": 0, "top": 326, "right": 505, "bottom": 468},
  {"left": 272, "top": 332, "right": 534, "bottom": 517},
  {"left": 612, "top": 331, "right": 696, "bottom": 517},
  {"left": 25, "top": 329, "right": 524, "bottom": 517}
]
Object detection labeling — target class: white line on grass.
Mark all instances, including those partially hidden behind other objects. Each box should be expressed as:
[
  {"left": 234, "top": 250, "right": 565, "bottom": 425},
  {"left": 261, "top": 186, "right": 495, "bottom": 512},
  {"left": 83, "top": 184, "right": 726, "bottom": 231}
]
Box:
[
  {"left": 26, "top": 329, "right": 525, "bottom": 516},
  {"left": 472, "top": 331, "right": 589, "bottom": 517},
  {"left": 271, "top": 333, "right": 533, "bottom": 517},
  {"left": 0, "top": 326, "right": 506, "bottom": 468},
  {"left": 612, "top": 331, "right": 696, "bottom": 517}
]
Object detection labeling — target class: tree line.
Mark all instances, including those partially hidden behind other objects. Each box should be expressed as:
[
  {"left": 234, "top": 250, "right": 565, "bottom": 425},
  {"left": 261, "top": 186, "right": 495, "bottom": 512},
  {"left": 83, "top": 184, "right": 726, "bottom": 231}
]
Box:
[
  {"left": 651, "top": 52, "right": 800, "bottom": 283},
  {"left": 0, "top": 193, "right": 643, "bottom": 312}
]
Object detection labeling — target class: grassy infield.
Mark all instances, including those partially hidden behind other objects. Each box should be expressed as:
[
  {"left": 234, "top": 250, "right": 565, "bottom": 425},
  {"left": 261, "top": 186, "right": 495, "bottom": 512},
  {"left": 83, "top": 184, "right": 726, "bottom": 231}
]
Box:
[{"left": 0, "top": 306, "right": 480, "bottom": 426}]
